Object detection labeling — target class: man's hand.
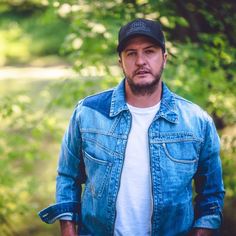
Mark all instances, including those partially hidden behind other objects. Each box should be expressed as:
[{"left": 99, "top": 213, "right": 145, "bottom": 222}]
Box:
[
  {"left": 60, "top": 220, "right": 77, "bottom": 236},
  {"left": 189, "top": 228, "right": 214, "bottom": 236}
]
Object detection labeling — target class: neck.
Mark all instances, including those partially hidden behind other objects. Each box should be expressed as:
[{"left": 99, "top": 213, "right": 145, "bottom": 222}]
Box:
[{"left": 125, "top": 80, "right": 162, "bottom": 108}]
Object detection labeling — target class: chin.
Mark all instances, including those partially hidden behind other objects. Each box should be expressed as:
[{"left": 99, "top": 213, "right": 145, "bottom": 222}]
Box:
[{"left": 135, "top": 77, "right": 155, "bottom": 86}]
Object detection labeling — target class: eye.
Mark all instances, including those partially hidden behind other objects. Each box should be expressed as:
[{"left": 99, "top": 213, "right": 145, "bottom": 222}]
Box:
[
  {"left": 126, "top": 51, "right": 136, "bottom": 57},
  {"left": 145, "top": 49, "right": 154, "bottom": 54}
]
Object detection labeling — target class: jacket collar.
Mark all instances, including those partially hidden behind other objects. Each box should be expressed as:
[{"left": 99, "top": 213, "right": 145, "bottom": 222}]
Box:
[
  {"left": 110, "top": 79, "right": 128, "bottom": 117},
  {"left": 110, "top": 79, "right": 178, "bottom": 124},
  {"left": 158, "top": 82, "right": 178, "bottom": 123}
]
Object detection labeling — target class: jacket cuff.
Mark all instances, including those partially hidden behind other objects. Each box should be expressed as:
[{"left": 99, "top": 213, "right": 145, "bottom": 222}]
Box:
[
  {"left": 193, "top": 214, "right": 221, "bottom": 229},
  {"left": 38, "top": 201, "right": 80, "bottom": 224},
  {"left": 58, "top": 215, "right": 74, "bottom": 221}
]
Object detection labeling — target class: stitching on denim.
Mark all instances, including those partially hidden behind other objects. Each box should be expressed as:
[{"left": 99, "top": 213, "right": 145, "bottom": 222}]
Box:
[
  {"left": 162, "top": 143, "right": 198, "bottom": 164},
  {"left": 150, "top": 131, "right": 204, "bottom": 143},
  {"left": 83, "top": 151, "right": 112, "bottom": 165},
  {"left": 152, "top": 138, "right": 202, "bottom": 144},
  {"left": 108, "top": 115, "right": 122, "bottom": 135},
  {"left": 82, "top": 137, "right": 123, "bottom": 157},
  {"left": 81, "top": 129, "right": 127, "bottom": 139}
]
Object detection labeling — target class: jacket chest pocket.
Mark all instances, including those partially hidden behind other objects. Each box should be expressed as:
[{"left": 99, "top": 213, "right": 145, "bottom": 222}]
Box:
[
  {"left": 160, "top": 139, "right": 201, "bottom": 177},
  {"left": 83, "top": 151, "right": 113, "bottom": 198},
  {"left": 157, "top": 136, "right": 202, "bottom": 200},
  {"left": 156, "top": 131, "right": 203, "bottom": 176}
]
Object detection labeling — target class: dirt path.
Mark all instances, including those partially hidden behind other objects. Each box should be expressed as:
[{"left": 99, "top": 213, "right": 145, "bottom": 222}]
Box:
[{"left": 0, "top": 66, "right": 76, "bottom": 80}]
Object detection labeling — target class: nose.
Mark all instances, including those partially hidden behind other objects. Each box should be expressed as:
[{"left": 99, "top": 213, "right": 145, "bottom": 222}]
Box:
[{"left": 135, "top": 53, "right": 146, "bottom": 66}]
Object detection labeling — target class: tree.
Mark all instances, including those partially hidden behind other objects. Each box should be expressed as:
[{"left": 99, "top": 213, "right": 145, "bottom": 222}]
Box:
[{"left": 55, "top": 0, "right": 236, "bottom": 128}]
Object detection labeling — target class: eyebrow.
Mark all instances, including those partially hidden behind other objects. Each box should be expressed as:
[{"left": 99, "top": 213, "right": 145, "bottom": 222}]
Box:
[{"left": 124, "top": 44, "right": 158, "bottom": 52}]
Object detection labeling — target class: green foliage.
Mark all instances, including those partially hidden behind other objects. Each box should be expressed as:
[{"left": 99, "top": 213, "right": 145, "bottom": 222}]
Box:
[
  {"left": 1, "top": 0, "right": 236, "bottom": 235},
  {"left": 55, "top": 0, "right": 236, "bottom": 128},
  {"left": 0, "top": 79, "right": 63, "bottom": 235},
  {"left": 0, "top": 0, "right": 70, "bottom": 65},
  {"left": 164, "top": 40, "right": 236, "bottom": 128},
  {"left": 49, "top": 76, "right": 120, "bottom": 107}
]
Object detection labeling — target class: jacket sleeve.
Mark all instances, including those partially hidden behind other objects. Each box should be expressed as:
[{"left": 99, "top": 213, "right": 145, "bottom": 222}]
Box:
[
  {"left": 38, "top": 102, "right": 86, "bottom": 224},
  {"left": 193, "top": 116, "right": 225, "bottom": 229}
]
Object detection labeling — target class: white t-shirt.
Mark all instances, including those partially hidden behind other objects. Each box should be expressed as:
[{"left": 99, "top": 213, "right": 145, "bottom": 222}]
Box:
[{"left": 114, "top": 102, "right": 161, "bottom": 236}]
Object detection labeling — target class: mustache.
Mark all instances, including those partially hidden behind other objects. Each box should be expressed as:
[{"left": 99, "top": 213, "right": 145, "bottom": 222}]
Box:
[{"left": 133, "top": 67, "right": 151, "bottom": 76}]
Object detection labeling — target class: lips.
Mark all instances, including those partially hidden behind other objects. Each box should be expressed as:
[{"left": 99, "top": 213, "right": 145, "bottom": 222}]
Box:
[{"left": 135, "top": 69, "right": 150, "bottom": 75}]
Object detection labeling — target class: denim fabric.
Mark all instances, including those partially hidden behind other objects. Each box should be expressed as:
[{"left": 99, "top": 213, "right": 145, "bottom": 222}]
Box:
[{"left": 38, "top": 79, "right": 225, "bottom": 236}]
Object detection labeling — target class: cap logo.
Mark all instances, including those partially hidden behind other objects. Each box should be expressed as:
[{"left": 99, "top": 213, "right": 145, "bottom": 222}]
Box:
[{"left": 126, "top": 20, "right": 150, "bottom": 36}]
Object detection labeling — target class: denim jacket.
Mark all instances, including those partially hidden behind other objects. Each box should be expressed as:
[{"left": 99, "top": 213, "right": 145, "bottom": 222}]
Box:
[{"left": 39, "top": 79, "right": 225, "bottom": 236}]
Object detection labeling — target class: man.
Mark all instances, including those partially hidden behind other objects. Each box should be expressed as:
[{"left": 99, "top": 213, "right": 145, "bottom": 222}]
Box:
[{"left": 39, "top": 19, "right": 225, "bottom": 236}]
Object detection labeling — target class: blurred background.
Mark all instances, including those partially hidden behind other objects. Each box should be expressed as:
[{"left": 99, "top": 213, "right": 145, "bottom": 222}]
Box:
[{"left": 0, "top": 0, "right": 235, "bottom": 235}]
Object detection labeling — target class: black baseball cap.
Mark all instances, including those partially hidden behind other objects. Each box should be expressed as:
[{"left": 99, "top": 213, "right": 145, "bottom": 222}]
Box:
[{"left": 117, "top": 18, "right": 165, "bottom": 53}]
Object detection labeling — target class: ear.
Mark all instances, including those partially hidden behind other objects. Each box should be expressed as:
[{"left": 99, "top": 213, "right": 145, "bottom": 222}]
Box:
[
  {"left": 118, "top": 57, "right": 122, "bottom": 68},
  {"left": 163, "top": 52, "right": 168, "bottom": 68}
]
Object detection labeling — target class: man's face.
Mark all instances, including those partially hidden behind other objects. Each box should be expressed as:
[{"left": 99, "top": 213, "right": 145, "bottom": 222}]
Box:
[{"left": 119, "top": 36, "right": 167, "bottom": 96}]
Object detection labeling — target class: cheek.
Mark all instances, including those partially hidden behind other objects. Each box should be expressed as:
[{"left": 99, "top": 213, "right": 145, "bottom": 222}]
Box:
[
  {"left": 152, "top": 57, "right": 164, "bottom": 69},
  {"left": 122, "top": 60, "right": 133, "bottom": 73}
]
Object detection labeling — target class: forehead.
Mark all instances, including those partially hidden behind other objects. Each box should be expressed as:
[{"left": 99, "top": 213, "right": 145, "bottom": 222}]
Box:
[{"left": 123, "top": 35, "right": 159, "bottom": 50}]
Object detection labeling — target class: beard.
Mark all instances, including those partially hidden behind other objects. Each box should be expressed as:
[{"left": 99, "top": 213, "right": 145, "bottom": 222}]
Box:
[{"left": 124, "top": 64, "right": 164, "bottom": 96}]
